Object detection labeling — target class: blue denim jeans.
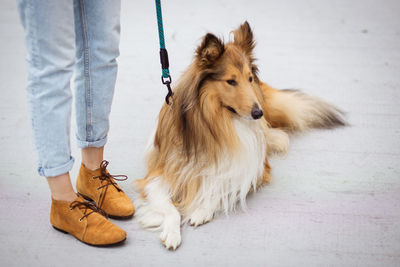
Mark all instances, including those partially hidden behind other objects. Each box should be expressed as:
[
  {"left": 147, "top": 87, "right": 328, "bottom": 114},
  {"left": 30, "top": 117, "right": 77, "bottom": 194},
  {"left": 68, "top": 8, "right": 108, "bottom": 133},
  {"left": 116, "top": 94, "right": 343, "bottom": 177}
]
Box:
[{"left": 17, "top": 0, "right": 121, "bottom": 177}]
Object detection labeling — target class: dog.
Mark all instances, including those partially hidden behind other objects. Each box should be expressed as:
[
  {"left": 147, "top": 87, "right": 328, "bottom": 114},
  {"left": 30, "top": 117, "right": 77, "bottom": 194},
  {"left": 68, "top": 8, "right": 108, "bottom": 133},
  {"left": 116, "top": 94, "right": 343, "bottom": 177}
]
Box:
[{"left": 134, "top": 21, "right": 345, "bottom": 250}]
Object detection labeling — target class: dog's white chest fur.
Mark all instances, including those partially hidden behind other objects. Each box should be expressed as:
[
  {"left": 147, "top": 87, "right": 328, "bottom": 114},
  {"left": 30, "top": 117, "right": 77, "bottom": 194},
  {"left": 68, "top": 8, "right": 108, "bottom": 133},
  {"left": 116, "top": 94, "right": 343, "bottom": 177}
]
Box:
[
  {"left": 135, "top": 118, "right": 268, "bottom": 249},
  {"left": 188, "top": 118, "right": 267, "bottom": 217}
]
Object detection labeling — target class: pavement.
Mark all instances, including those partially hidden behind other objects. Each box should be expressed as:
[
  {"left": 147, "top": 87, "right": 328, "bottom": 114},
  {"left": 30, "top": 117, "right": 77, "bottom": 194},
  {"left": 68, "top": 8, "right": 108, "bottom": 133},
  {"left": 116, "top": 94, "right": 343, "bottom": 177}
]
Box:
[{"left": 0, "top": 0, "right": 399, "bottom": 266}]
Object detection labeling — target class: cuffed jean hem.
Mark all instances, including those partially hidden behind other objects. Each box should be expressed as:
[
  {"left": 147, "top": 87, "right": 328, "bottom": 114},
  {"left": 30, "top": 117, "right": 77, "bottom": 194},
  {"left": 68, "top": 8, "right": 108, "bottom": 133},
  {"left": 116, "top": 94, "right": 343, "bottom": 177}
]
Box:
[
  {"left": 38, "top": 156, "right": 75, "bottom": 177},
  {"left": 76, "top": 135, "right": 107, "bottom": 149}
]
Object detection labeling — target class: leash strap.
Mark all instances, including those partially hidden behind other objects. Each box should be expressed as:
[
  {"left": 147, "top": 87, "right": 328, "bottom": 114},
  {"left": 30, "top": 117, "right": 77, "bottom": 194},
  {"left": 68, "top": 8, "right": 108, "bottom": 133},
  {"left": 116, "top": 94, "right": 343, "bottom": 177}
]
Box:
[{"left": 155, "top": 0, "right": 173, "bottom": 105}]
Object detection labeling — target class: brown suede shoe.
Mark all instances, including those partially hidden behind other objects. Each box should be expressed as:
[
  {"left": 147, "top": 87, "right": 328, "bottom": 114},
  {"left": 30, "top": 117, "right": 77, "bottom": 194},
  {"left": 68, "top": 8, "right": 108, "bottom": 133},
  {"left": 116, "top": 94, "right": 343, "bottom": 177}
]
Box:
[
  {"left": 76, "top": 160, "right": 134, "bottom": 219},
  {"left": 50, "top": 195, "right": 126, "bottom": 246}
]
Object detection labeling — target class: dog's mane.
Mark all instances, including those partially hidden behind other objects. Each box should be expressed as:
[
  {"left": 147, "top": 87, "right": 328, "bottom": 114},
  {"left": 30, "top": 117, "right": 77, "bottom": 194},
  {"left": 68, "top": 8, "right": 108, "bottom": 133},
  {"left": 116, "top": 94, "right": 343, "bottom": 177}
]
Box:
[
  {"left": 143, "top": 62, "right": 240, "bottom": 208},
  {"left": 154, "top": 62, "right": 238, "bottom": 163},
  {"left": 145, "top": 23, "right": 259, "bottom": 209}
]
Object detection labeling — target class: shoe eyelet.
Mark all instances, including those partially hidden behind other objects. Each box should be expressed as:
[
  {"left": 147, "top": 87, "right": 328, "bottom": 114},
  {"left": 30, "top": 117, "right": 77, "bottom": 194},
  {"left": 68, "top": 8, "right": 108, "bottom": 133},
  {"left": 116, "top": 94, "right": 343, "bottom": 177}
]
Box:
[{"left": 79, "top": 218, "right": 83, "bottom": 222}]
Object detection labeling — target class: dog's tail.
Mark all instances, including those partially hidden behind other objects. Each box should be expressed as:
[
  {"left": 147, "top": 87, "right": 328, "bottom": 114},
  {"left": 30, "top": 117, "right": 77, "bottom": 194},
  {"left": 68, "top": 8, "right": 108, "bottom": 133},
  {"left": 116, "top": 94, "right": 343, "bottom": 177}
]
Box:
[{"left": 261, "top": 82, "right": 346, "bottom": 132}]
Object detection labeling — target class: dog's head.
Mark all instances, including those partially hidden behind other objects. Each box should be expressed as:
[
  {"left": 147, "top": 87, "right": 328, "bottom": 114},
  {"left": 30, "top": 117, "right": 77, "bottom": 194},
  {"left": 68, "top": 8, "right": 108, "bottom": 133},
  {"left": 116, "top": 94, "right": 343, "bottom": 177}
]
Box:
[
  {"left": 164, "top": 22, "right": 265, "bottom": 157},
  {"left": 193, "top": 21, "right": 264, "bottom": 120}
]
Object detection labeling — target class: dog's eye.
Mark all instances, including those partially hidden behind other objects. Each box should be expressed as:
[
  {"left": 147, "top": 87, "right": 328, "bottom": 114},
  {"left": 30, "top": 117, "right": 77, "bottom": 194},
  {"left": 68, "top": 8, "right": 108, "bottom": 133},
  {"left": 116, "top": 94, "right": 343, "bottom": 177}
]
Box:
[
  {"left": 227, "top": 80, "right": 237, "bottom": 86},
  {"left": 249, "top": 76, "right": 253, "bottom": 83}
]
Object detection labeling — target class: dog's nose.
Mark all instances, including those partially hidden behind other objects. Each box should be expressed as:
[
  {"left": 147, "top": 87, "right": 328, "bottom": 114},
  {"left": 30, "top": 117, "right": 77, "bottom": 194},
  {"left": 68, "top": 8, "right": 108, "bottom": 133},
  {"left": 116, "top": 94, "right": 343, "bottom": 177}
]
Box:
[{"left": 251, "top": 104, "right": 263, "bottom": 120}]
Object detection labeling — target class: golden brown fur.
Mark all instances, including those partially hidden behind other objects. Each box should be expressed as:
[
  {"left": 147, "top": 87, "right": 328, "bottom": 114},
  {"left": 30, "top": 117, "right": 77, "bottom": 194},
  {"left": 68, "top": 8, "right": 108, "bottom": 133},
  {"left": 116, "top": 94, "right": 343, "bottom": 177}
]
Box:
[
  {"left": 142, "top": 23, "right": 272, "bottom": 210},
  {"left": 134, "top": 22, "right": 345, "bottom": 249}
]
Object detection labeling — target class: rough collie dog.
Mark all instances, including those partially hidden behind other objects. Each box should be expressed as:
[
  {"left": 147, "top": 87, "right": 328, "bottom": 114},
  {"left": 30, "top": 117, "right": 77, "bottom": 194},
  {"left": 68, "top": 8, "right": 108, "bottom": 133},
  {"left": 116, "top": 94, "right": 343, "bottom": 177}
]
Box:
[{"left": 134, "top": 22, "right": 345, "bottom": 250}]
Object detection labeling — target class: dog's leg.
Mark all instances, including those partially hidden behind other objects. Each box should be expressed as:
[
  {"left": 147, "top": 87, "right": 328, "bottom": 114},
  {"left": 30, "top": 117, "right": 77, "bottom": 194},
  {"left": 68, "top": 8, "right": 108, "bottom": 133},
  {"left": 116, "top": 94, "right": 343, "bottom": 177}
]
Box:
[
  {"left": 257, "top": 157, "right": 272, "bottom": 188},
  {"left": 265, "top": 127, "right": 289, "bottom": 156},
  {"left": 187, "top": 198, "right": 219, "bottom": 227},
  {"left": 134, "top": 177, "right": 182, "bottom": 250}
]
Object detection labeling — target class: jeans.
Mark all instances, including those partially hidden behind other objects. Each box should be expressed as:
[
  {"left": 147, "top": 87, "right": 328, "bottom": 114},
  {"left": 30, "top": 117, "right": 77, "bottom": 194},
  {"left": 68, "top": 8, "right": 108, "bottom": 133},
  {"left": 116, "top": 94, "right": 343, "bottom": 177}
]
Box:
[{"left": 17, "top": 0, "right": 121, "bottom": 177}]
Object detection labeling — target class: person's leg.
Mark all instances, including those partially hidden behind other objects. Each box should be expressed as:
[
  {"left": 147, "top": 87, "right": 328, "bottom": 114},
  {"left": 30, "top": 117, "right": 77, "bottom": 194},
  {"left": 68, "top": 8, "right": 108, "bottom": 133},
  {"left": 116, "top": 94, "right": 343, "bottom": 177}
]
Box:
[
  {"left": 73, "top": 0, "right": 134, "bottom": 219},
  {"left": 17, "top": 0, "right": 77, "bottom": 201},
  {"left": 81, "top": 147, "right": 104, "bottom": 170},
  {"left": 46, "top": 173, "right": 76, "bottom": 202},
  {"left": 17, "top": 0, "right": 127, "bottom": 246},
  {"left": 73, "top": 0, "right": 121, "bottom": 168}
]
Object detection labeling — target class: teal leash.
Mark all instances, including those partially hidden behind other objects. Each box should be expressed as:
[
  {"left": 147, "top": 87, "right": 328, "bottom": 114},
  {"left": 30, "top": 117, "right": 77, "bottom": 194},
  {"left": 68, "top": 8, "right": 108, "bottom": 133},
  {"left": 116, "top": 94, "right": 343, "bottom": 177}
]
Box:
[{"left": 155, "top": 0, "right": 173, "bottom": 105}]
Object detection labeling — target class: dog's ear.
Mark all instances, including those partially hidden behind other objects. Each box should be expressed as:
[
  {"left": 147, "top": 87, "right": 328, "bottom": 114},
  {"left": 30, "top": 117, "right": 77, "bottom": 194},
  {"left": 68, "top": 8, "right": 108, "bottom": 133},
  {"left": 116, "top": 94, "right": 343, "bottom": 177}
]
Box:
[
  {"left": 232, "top": 21, "right": 255, "bottom": 59},
  {"left": 196, "top": 33, "right": 225, "bottom": 67}
]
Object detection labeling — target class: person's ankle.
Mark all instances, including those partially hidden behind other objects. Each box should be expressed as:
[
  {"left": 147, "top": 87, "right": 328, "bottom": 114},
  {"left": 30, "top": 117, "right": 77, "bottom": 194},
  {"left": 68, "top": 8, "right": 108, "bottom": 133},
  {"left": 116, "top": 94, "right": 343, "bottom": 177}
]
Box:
[
  {"left": 47, "top": 173, "right": 77, "bottom": 202},
  {"left": 81, "top": 147, "right": 104, "bottom": 171},
  {"left": 51, "top": 192, "right": 78, "bottom": 202},
  {"left": 82, "top": 161, "right": 101, "bottom": 171}
]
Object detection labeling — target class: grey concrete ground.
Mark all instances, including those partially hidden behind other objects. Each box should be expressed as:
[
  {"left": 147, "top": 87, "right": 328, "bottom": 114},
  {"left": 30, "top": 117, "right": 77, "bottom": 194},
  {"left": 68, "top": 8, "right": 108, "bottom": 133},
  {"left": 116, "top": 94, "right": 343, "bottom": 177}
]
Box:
[{"left": 1, "top": 0, "right": 399, "bottom": 266}]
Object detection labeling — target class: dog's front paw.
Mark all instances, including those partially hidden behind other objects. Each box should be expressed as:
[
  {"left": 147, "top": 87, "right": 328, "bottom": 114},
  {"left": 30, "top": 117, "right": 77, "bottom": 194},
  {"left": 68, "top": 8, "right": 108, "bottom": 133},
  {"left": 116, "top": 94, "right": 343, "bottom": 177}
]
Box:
[
  {"left": 160, "top": 230, "right": 181, "bottom": 250},
  {"left": 188, "top": 208, "right": 214, "bottom": 227}
]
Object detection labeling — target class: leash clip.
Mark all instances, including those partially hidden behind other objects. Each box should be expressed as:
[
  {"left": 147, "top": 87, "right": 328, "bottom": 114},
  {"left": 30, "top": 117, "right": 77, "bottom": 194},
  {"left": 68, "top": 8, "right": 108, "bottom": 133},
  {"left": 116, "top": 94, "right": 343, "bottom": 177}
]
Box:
[
  {"left": 161, "top": 75, "right": 171, "bottom": 85},
  {"left": 161, "top": 75, "right": 173, "bottom": 105}
]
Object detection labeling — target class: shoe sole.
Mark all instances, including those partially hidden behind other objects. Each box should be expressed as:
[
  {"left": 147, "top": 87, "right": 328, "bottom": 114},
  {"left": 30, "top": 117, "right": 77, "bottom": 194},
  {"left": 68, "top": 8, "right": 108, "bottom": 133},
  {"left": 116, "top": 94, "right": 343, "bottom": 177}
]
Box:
[
  {"left": 77, "top": 192, "right": 134, "bottom": 220},
  {"left": 52, "top": 225, "right": 126, "bottom": 247}
]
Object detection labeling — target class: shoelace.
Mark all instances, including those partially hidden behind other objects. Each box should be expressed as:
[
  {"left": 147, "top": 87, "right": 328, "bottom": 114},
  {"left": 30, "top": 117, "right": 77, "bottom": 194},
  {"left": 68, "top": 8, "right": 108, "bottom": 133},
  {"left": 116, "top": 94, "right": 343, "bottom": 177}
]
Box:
[
  {"left": 70, "top": 200, "right": 107, "bottom": 221},
  {"left": 92, "top": 160, "right": 128, "bottom": 209}
]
